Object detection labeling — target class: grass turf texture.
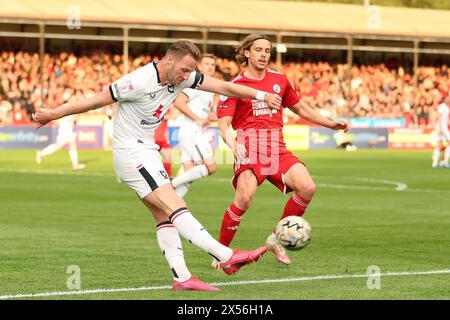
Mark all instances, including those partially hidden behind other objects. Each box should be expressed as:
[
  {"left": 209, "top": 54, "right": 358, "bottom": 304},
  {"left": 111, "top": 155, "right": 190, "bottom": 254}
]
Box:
[{"left": 0, "top": 149, "right": 449, "bottom": 299}]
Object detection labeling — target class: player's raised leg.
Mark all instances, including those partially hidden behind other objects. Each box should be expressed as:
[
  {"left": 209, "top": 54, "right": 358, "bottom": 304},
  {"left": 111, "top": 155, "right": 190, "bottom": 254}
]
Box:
[
  {"left": 140, "top": 199, "right": 219, "bottom": 291},
  {"left": 144, "top": 183, "right": 266, "bottom": 276},
  {"left": 68, "top": 140, "right": 86, "bottom": 170},
  {"left": 172, "top": 137, "right": 217, "bottom": 197},
  {"left": 266, "top": 162, "right": 316, "bottom": 265},
  {"left": 36, "top": 141, "right": 65, "bottom": 165},
  {"left": 281, "top": 163, "right": 316, "bottom": 220}
]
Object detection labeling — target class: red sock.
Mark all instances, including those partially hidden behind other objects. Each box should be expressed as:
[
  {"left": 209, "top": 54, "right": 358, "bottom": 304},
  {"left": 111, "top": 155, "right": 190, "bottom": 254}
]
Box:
[
  {"left": 219, "top": 203, "right": 246, "bottom": 247},
  {"left": 164, "top": 162, "right": 172, "bottom": 179},
  {"left": 280, "top": 193, "right": 310, "bottom": 220}
]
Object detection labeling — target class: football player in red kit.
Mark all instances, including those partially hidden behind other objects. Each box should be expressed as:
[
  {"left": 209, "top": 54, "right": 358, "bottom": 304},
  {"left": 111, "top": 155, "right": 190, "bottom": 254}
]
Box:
[
  {"left": 215, "top": 34, "right": 349, "bottom": 267},
  {"left": 154, "top": 116, "right": 173, "bottom": 178}
]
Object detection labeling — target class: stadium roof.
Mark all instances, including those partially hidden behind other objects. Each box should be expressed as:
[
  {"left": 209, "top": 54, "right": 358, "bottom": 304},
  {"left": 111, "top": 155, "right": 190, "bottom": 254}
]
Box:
[{"left": 1, "top": 0, "right": 450, "bottom": 39}]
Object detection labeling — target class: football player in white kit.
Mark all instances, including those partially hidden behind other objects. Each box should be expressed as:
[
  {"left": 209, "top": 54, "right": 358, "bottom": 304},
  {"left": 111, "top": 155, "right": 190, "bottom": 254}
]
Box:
[
  {"left": 35, "top": 114, "right": 86, "bottom": 170},
  {"left": 33, "top": 41, "right": 282, "bottom": 291},
  {"left": 432, "top": 96, "right": 450, "bottom": 168},
  {"left": 172, "top": 53, "right": 218, "bottom": 197}
]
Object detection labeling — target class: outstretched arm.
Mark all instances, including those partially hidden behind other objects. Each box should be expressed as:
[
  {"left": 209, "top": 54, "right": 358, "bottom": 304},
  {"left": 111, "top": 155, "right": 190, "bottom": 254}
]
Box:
[
  {"left": 289, "top": 100, "right": 349, "bottom": 132},
  {"left": 33, "top": 90, "right": 114, "bottom": 128},
  {"left": 198, "top": 75, "right": 282, "bottom": 111},
  {"left": 173, "top": 92, "right": 209, "bottom": 127}
]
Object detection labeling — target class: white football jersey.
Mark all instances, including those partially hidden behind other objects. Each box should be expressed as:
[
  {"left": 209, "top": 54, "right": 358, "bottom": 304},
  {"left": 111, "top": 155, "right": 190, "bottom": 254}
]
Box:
[
  {"left": 109, "top": 61, "right": 204, "bottom": 149},
  {"left": 178, "top": 88, "right": 214, "bottom": 138},
  {"left": 436, "top": 103, "right": 449, "bottom": 134}
]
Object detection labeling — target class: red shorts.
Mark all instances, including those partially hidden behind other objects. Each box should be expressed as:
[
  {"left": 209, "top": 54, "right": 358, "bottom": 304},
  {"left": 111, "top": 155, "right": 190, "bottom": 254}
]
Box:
[
  {"left": 155, "top": 137, "right": 171, "bottom": 150},
  {"left": 155, "top": 123, "right": 171, "bottom": 150},
  {"left": 232, "top": 150, "right": 303, "bottom": 195}
]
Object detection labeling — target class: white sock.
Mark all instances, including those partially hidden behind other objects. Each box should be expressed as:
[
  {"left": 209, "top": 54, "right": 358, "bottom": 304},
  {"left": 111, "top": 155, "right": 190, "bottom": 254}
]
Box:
[
  {"left": 40, "top": 144, "right": 59, "bottom": 157},
  {"left": 174, "top": 183, "right": 190, "bottom": 198},
  {"left": 432, "top": 148, "right": 440, "bottom": 167},
  {"left": 444, "top": 146, "right": 450, "bottom": 165},
  {"left": 169, "top": 207, "right": 233, "bottom": 262},
  {"left": 156, "top": 222, "right": 191, "bottom": 282},
  {"left": 171, "top": 165, "right": 208, "bottom": 188},
  {"left": 69, "top": 149, "right": 79, "bottom": 167}
]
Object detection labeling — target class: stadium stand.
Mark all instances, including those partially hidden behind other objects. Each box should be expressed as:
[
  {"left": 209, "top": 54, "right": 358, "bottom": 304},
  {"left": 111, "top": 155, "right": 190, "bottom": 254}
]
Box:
[
  {"left": 0, "top": 0, "right": 449, "bottom": 129},
  {"left": 1, "top": 49, "right": 448, "bottom": 127}
]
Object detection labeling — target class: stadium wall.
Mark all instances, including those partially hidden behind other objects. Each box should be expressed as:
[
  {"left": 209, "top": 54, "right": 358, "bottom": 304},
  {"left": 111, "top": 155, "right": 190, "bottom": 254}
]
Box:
[{"left": 0, "top": 124, "right": 439, "bottom": 150}]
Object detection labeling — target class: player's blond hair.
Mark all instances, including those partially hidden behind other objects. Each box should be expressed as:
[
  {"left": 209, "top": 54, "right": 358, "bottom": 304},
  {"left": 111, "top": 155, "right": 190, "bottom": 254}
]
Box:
[
  {"left": 166, "top": 40, "right": 202, "bottom": 61},
  {"left": 235, "top": 34, "right": 272, "bottom": 67},
  {"left": 201, "top": 53, "right": 217, "bottom": 62}
]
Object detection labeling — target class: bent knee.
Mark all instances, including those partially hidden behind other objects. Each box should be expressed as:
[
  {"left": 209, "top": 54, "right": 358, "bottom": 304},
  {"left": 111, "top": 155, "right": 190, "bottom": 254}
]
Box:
[
  {"left": 235, "top": 193, "right": 254, "bottom": 211},
  {"left": 295, "top": 182, "right": 316, "bottom": 199},
  {"left": 205, "top": 162, "right": 217, "bottom": 175}
]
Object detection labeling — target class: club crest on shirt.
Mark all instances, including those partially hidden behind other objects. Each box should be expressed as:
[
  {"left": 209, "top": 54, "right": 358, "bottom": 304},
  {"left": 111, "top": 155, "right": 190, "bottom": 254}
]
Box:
[
  {"left": 119, "top": 78, "right": 134, "bottom": 94},
  {"left": 219, "top": 95, "right": 228, "bottom": 102},
  {"left": 168, "top": 85, "right": 175, "bottom": 93},
  {"left": 273, "top": 84, "right": 281, "bottom": 93}
]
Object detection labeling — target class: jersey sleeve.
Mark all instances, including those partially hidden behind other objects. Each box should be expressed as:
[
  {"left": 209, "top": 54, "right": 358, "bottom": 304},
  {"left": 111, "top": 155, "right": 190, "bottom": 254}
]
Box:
[
  {"left": 216, "top": 95, "right": 237, "bottom": 118},
  {"left": 183, "top": 71, "right": 205, "bottom": 89},
  {"left": 182, "top": 88, "right": 195, "bottom": 98},
  {"left": 109, "top": 66, "right": 149, "bottom": 102},
  {"left": 282, "top": 75, "right": 300, "bottom": 108}
]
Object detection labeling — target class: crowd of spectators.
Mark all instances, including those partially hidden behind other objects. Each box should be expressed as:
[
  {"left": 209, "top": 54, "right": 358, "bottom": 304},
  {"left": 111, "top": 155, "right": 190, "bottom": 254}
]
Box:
[{"left": 0, "top": 49, "right": 449, "bottom": 129}]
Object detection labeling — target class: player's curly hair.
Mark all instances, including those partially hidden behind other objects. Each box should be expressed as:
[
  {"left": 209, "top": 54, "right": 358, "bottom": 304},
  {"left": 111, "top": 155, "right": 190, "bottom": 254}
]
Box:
[{"left": 234, "top": 34, "right": 272, "bottom": 67}]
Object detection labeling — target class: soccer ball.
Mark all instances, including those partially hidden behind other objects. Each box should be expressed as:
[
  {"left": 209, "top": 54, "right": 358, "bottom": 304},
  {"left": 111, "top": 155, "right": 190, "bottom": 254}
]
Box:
[{"left": 275, "top": 216, "right": 312, "bottom": 251}]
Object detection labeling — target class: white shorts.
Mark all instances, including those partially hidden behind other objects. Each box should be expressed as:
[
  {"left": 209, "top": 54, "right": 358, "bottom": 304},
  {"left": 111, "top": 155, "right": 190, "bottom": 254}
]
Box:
[
  {"left": 438, "top": 130, "right": 450, "bottom": 142},
  {"left": 113, "top": 148, "right": 171, "bottom": 199},
  {"left": 432, "top": 130, "right": 450, "bottom": 145},
  {"left": 179, "top": 135, "right": 213, "bottom": 164},
  {"left": 56, "top": 132, "right": 76, "bottom": 145}
]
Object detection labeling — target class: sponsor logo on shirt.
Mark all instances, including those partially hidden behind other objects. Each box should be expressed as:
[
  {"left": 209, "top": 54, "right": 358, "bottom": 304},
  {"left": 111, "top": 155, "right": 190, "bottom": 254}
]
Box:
[
  {"left": 159, "top": 170, "right": 169, "bottom": 180},
  {"left": 252, "top": 100, "right": 276, "bottom": 116},
  {"left": 140, "top": 118, "right": 163, "bottom": 126},
  {"left": 113, "top": 83, "right": 121, "bottom": 100}
]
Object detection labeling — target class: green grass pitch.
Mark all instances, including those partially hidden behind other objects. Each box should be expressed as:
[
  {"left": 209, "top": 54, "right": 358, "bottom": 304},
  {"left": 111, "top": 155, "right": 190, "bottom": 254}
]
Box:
[{"left": 0, "top": 149, "right": 449, "bottom": 300}]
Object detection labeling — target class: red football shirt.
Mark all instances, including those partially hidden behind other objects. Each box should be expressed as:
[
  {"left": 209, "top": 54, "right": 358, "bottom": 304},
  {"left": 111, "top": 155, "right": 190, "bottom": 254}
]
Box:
[{"left": 217, "top": 69, "right": 299, "bottom": 151}]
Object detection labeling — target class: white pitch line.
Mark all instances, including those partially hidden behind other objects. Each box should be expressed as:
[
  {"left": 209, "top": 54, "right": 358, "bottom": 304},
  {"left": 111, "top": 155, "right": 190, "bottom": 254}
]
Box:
[
  {"left": 1, "top": 269, "right": 449, "bottom": 300},
  {"left": 0, "top": 168, "right": 114, "bottom": 177},
  {"left": 1, "top": 169, "right": 449, "bottom": 194},
  {"left": 347, "top": 177, "right": 408, "bottom": 191},
  {"left": 209, "top": 178, "right": 450, "bottom": 194},
  {"left": 316, "top": 183, "right": 399, "bottom": 192}
]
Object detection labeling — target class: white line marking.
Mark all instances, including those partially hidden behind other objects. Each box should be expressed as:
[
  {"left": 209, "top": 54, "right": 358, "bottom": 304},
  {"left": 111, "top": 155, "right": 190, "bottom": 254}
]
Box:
[
  {"left": 1, "top": 269, "right": 449, "bottom": 299},
  {"left": 1, "top": 169, "right": 448, "bottom": 194},
  {"left": 316, "top": 183, "right": 398, "bottom": 192},
  {"left": 349, "top": 177, "right": 408, "bottom": 191},
  {"left": 0, "top": 168, "right": 113, "bottom": 177},
  {"left": 209, "top": 177, "right": 450, "bottom": 194}
]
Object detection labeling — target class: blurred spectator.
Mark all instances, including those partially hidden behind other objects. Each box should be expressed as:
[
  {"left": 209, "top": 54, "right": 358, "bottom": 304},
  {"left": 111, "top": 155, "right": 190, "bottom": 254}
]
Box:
[{"left": 0, "top": 49, "right": 449, "bottom": 128}]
